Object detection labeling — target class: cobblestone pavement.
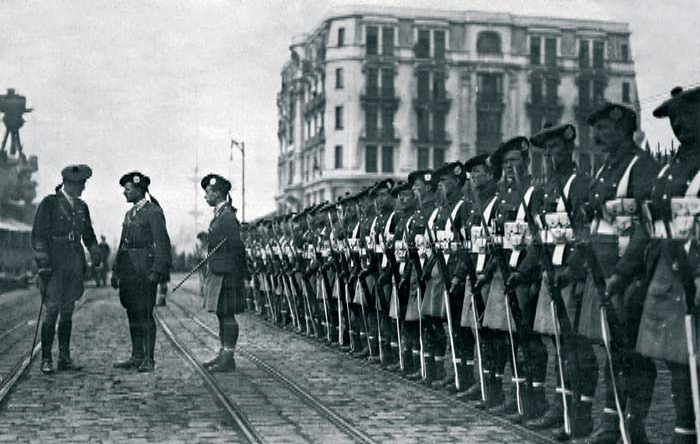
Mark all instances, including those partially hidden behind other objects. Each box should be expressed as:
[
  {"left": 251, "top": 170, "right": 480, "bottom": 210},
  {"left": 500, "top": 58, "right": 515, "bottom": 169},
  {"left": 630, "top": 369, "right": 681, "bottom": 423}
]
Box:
[
  {"left": 0, "top": 287, "right": 42, "bottom": 381},
  {"left": 170, "top": 284, "right": 552, "bottom": 444},
  {"left": 0, "top": 277, "right": 680, "bottom": 443},
  {"left": 175, "top": 276, "right": 675, "bottom": 444},
  {"left": 0, "top": 286, "right": 245, "bottom": 443}
]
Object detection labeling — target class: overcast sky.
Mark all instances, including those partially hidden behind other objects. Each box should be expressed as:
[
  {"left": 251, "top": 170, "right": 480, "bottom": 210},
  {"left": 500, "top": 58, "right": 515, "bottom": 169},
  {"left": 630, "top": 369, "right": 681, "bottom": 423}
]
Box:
[{"left": 1, "top": 0, "right": 698, "bottom": 251}]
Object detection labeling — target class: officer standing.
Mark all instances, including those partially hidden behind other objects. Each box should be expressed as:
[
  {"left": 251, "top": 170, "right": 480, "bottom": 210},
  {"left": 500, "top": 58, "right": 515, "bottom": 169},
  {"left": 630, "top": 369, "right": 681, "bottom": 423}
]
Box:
[
  {"left": 112, "top": 172, "right": 172, "bottom": 373},
  {"left": 200, "top": 174, "right": 247, "bottom": 373},
  {"left": 96, "top": 235, "right": 111, "bottom": 287},
  {"left": 32, "top": 165, "right": 101, "bottom": 374}
]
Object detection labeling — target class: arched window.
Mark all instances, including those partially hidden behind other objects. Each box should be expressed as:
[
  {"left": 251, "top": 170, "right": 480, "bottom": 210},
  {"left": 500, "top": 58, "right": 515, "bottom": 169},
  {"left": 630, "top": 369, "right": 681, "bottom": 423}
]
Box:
[{"left": 477, "top": 31, "right": 502, "bottom": 55}]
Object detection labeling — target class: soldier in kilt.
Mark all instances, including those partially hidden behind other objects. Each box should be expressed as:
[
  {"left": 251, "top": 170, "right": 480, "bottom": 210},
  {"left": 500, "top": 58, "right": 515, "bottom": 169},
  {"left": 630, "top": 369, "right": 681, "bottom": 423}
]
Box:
[
  {"left": 582, "top": 103, "right": 659, "bottom": 443},
  {"left": 200, "top": 174, "right": 247, "bottom": 373},
  {"left": 458, "top": 154, "right": 500, "bottom": 403},
  {"left": 526, "top": 123, "right": 597, "bottom": 439},
  {"left": 630, "top": 87, "right": 700, "bottom": 443}
]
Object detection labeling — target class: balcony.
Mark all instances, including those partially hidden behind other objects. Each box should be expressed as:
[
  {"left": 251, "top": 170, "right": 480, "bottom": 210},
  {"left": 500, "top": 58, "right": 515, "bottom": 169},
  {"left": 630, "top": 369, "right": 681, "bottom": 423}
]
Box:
[
  {"left": 413, "top": 94, "right": 452, "bottom": 112},
  {"left": 526, "top": 95, "right": 564, "bottom": 119},
  {"left": 303, "top": 128, "right": 325, "bottom": 151},
  {"left": 360, "top": 90, "right": 400, "bottom": 110},
  {"left": 476, "top": 93, "right": 505, "bottom": 112},
  {"left": 303, "top": 92, "right": 325, "bottom": 116},
  {"left": 411, "top": 130, "right": 452, "bottom": 147},
  {"left": 360, "top": 127, "right": 400, "bottom": 145}
]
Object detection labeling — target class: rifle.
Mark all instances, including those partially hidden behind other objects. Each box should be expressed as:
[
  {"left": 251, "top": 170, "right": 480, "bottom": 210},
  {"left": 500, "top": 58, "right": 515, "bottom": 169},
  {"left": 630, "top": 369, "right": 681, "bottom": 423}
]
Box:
[
  {"left": 468, "top": 176, "right": 526, "bottom": 415},
  {"left": 425, "top": 219, "right": 461, "bottom": 391},
  {"left": 558, "top": 175, "right": 629, "bottom": 444},
  {"left": 463, "top": 183, "right": 490, "bottom": 402},
  {"left": 173, "top": 238, "right": 227, "bottom": 293},
  {"left": 512, "top": 168, "right": 572, "bottom": 434},
  {"left": 384, "top": 224, "right": 405, "bottom": 372},
  {"left": 657, "top": 203, "right": 700, "bottom": 442},
  {"left": 407, "top": 244, "right": 427, "bottom": 379}
]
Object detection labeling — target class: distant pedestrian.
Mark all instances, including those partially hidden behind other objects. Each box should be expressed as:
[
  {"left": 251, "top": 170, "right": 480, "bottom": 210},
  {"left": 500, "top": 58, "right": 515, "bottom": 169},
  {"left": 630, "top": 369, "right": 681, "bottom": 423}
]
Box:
[
  {"left": 31, "top": 164, "right": 101, "bottom": 374},
  {"left": 95, "top": 235, "right": 111, "bottom": 287},
  {"left": 200, "top": 174, "right": 247, "bottom": 373},
  {"left": 111, "top": 172, "right": 172, "bottom": 372}
]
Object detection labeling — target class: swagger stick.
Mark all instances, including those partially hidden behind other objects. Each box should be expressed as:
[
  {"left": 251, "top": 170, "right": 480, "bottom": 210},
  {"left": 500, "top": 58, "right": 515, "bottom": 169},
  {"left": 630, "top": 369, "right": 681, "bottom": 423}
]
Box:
[{"left": 172, "top": 238, "right": 227, "bottom": 293}]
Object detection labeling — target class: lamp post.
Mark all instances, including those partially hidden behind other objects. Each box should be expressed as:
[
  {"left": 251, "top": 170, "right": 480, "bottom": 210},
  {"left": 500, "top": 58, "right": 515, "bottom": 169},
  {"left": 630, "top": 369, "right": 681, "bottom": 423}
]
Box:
[{"left": 230, "top": 138, "right": 245, "bottom": 222}]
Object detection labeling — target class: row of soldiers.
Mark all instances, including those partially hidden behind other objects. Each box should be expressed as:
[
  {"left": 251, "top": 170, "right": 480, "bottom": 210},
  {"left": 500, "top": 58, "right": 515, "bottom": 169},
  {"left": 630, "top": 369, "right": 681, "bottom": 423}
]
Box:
[{"left": 240, "top": 87, "right": 700, "bottom": 444}]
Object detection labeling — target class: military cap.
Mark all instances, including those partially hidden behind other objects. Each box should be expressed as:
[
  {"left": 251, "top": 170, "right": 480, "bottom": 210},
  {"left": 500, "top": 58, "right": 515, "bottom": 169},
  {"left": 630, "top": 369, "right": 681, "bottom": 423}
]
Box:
[
  {"left": 530, "top": 123, "right": 577, "bottom": 147},
  {"left": 407, "top": 169, "right": 433, "bottom": 186},
  {"left": 653, "top": 85, "right": 700, "bottom": 118},
  {"left": 463, "top": 154, "right": 490, "bottom": 173},
  {"left": 490, "top": 136, "right": 530, "bottom": 168},
  {"left": 433, "top": 161, "right": 466, "bottom": 184},
  {"left": 119, "top": 171, "right": 150, "bottom": 190},
  {"left": 390, "top": 181, "right": 412, "bottom": 198},
  {"left": 61, "top": 164, "right": 92, "bottom": 182},
  {"left": 200, "top": 173, "right": 231, "bottom": 194},
  {"left": 586, "top": 102, "right": 637, "bottom": 131},
  {"left": 369, "top": 179, "right": 395, "bottom": 197}
]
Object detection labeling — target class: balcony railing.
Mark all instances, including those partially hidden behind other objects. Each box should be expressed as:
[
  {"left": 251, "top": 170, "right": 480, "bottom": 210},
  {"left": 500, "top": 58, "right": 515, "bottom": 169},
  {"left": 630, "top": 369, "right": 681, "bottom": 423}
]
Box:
[
  {"left": 303, "top": 128, "right": 325, "bottom": 150},
  {"left": 303, "top": 92, "right": 325, "bottom": 116}
]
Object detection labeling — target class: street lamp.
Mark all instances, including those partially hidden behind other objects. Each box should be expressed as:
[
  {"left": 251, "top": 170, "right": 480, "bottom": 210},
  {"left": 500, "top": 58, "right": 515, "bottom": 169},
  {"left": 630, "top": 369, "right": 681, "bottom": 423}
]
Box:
[{"left": 230, "top": 138, "right": 245, "bottom": 222}]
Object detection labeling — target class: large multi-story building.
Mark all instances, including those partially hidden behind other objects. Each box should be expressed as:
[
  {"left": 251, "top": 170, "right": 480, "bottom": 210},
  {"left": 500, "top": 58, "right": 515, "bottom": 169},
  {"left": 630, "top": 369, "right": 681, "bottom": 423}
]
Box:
[{"left": 275, "top": 3, "right": 640, "bottom": 213}]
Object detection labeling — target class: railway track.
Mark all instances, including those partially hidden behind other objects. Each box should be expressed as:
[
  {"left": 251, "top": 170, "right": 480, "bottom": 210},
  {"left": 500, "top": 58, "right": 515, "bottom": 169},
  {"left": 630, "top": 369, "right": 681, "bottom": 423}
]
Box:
[{"left": 158, "top": 298, "right": 377, "bottom": 444}]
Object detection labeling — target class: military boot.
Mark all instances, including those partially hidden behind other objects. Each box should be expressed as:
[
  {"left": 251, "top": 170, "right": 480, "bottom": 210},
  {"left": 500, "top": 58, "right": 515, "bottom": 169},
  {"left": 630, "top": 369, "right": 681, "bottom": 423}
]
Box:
[
  {"left": 432, "top": 357, "right": 449, "bottom": 388},
  {"left": 490, "top": 382, "right": 522, "bottom": 416},
  {"left": 475, "top": 373, "right": 504, "bottom": 410},
  {"left": 568, "top": 397, "right": 594, "bottom": 439},
  {"left": 202, "top": 348, "right": 223, "bottom": 370},
  {"left": 114, "top": 324, "right": 144, "bottom": 369},
  {"left": 672, "top": 430, "right": 698, "bottom": 444},
  {"left": 405, "top": 351, "right": 425, "bottom": 381},
  {"left": 40, "top": 322, "right": 55, "bottom": 375},
  {"left": 519, "top": 385, "right": 547, "bottom": 424},
  {"left": 137, "top": 323, "right": 156, "bottom": 373},
  {"left": 586, "top": 410, "right": 620, "bottom": 444},
  {"left": 530, "top": 396, "right": 565, "bottom": 430},
  {"left": 208, "top": 348, "right": 236, "bottom": 373},
  {"left": 57, "top": 321, "right": 82, "bottom": 371}
]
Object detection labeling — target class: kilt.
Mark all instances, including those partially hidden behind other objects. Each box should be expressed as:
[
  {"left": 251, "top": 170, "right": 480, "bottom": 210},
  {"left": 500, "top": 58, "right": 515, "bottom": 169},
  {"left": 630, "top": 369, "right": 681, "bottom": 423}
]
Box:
[
  {"left": 533, "top": 270, "right": 579, "bottom": 335},
  {"left": 404, "top": 269, "right": 421, "bottom": 322},
  {"left": 461, "top": 281, "right": 490, "bottom": 328},
  {"left": 353, "top": 274, "right": 376, "bottom": 307},
  {"left": 482, "top": 268, "right": 533, "bottom": 332},
  {"left": 421, "top": 266, "right": 446, "bottom": 318},
  {"left": 205, "top": 273, "right": 246, "bottom": 315},
  {"left": 636, "top": 252, "right": 694, "bottom": 364}
]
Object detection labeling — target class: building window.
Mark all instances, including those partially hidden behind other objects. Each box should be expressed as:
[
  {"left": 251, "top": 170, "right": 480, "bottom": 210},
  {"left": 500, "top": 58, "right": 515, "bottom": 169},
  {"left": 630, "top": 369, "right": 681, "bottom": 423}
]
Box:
[
  {"left": 622, "top": 82, "right": 631, "bottom": 103},
  {"left": 415, "top": 29, "right": 430, "bottom": 59},
  {"left": 578, "top": 79, "right": 591, "bottom": 106},
  {"left": 530, "top": 114, "right": 543, "bottom": 136},
  {"left": 381, "top": 107, "right": 394, "bottom": 139},
  {"left": 335, "top": 106, "right": 344, "bottom": 129},
  {"left": 546, "top": 78, "right": 558, "bottom": 104},
  {"left": 433, "top": 147, "right": 445, "bottom": 168},
  {"left": 335, "top": 68, "right": 343, "bottom": 89},
  {"left": 531, "top": 77, "right": 543, "bottom": 104},
  {"left": 382, "top": 27, "right": 394, "bottom": 56},
  {"left": 338, "top": 27, "right": 345, "bottom": 47},
  {"left": 418, "top": 147, "right": 430, "bottom": 169},
  {"left": 334, "top": 145, "right": 343, "bottom": 169},
  {"left": 433, "top": 110, "right": 446, "bottom": 142},
  {"left": 593, "top": 40, "right": 604, "bottom": 68},
  {"left": 366, "top": 145, "right": 378, "bottom": 172},
  {"left": 417, "top": 108, "right": 430, "bottom": 141},
  {"left": 367, "top": 67, "right": 379, "bottom": 96},
  {"left": 545, "top": 37, "right": 557, "bottom": 66},
  {"left": 579, "top": 124, "right": 591, "bottom": 147},
  {"left": 530, "top": 37, "right": 541, "bottom": 65},
  {"left": 381, "top": 68, "right": 394, "bottom": 97},
  {"left": 593, "top": 80, "right": 605, "bottom": 104},
  {"left": 621, "top": 43, "right": 629, "bottom": 62},
  {"left": 381, "top": 146, "right": 394, "bottom": 173},
  {"left": 478, "top": 73, "right": 502, "bottom": 103},
  {"left": 288, "top": 161, "right": 294, "bottom": 185},
  {"left": 434, "top": 30, "right": 446, "bottom": 59},
  {"left": 433, "top": 71, "right": 446, "bottom": 99},
  {"left": 476, "top": 31, "right": 501, "bottom": 55},
  {"left": 417, "top": 70, "right": 430, "bottom": 99},
  {"left": 366, "top": 26, "right": 378, "bottom": 55},
  {"left": 366, "top": 107, "right": 378, "bottom": 138},
  {"left": 579, "top": 40, "right": 590, "bottom": 68}
]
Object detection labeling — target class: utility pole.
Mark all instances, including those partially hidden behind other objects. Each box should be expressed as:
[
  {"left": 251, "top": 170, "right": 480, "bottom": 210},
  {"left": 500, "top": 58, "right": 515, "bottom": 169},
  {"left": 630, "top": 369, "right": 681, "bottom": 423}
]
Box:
[
  {"left": 231, "top": 139, "right": 246, "bottom": 222},
  {"left": 189, "top": 151, "right": 203, "bottom": 231}
]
